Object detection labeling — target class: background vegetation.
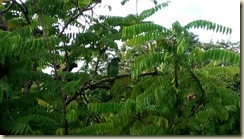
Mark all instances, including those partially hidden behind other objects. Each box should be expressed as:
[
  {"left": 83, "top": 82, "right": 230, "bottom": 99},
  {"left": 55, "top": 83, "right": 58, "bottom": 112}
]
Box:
[{"left": 0, "top": 0, "right": 240, "bottom": 135}]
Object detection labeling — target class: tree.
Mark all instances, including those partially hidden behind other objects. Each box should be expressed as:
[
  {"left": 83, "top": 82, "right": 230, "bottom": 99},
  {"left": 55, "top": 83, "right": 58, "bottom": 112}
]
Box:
[{"left": 0, "top": 0, "right": 240, "bottom": 135}]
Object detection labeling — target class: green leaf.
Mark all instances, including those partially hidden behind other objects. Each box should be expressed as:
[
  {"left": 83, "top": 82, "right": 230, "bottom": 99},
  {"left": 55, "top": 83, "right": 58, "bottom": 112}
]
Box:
[
  {"left": 88, "top": 102, "right": 123, "bottom": 114},
  {"left": 63, "top": 81, "right": 79, "bottom": 95},
  {"left": 36, "top": 98, "right": 53, "bottom": 110},
  {"left": 204, "top": 49, "right": 240, "bottom": 65},
  {"left": 184, "top": 20, "right": 232, "bottom": 35},
  {"left": 138, "top": 1, "right": 170, "bottom": 21},
  {"left": 66, "top": 109, "right": 78, "bottom": 122}
]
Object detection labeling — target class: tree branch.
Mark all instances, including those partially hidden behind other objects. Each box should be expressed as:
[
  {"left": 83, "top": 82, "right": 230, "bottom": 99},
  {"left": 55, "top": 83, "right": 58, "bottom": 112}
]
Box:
[
  {"left": 58, "top": 2, "right": 97, "bottom": 37},
  {"left": 0, "top": 1, "right": 13, "bottom": 30},
  {"left": 0, "top": 1, "right": 13, "bottom": 13},
  {"left": 93, "top": 47, "right": 107, "bottom": 78},
  {"left": 188, "top": 70, "right": 205, "bottom": 118},
  {"left": 35, "top": 2, "right": 68, "bottom": 134},
  {"left": 12, "top": 0, "right": 31, "bottom": 25},
  {"left": 65, "top": 71, "right": 158, "bottom": 105},
  {"left": 171, "top": 70, "right": 206, "bottom": 132}
]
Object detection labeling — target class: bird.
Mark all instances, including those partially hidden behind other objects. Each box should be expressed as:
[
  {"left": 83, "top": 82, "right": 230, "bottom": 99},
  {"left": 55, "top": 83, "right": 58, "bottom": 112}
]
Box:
[{"left": 107, "top": 57, "right": 121, "bottom": 77}]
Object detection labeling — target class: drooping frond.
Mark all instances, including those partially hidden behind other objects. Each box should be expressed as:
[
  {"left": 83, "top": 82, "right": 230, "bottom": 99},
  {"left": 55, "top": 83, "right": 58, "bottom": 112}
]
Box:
[
  {"left": 108, "top": 109, "right": 134, "bottom": 134},
  {"left": 19, "top": 114, "right": 60, "bottom": 126},
  {"left": 79, "top": 122, "right": 113, "bottom": 135},
  {"left": 143, "top": 115, "right": 168, "bottom": 128},
  {"left": 66, "top": 100, "right": 78, "bottom": 110},
  {"left": 79, "top": 109, "right": 134, "bottom": 135},
  {"left": 27, "top": 0, "right": 68, "bottom": 18},
  {"left": 122, "top": 22, "right": 169, "bottom": 39},
  {"left": 125, "top": 31, "right": 166, "bottom": 46},
  {"left": 189, "top": 47, "right": 205, "bottom": 62},
  {"left": 10, "top": 69, "right": 51, "bottom": 82},
  {"left": 131, "top": 77, "right": 157, "bottom": 99},
  {"left": 28, "top": 36, "right": 59, "bottom": 50},
  {"left": 189, "top": 48, "right": 240, "bottom": 66},
  {"left": 207, "top": 85, "right": 240, "bottom": 106},
  {"left": 123, "top": 98, "right": 136, "bottom": 111},
  {"left": 171, "top": 21, "right": 192, "bottom": 55},
  {"left": 0, "top": 31, "right": 12, "bottom": 39},
  {"left": 135, "top": 76, "right": 174, "bottom": 112},
  {"left": 184, "top": 20, "right": 232, "bottom": 35},
  {"left": 138, "top": 1, "right": 170, "bottom": 21},
  {"left": 176, "top": 30, "right": 190, "bottom": 55},
  {"left": 62, "top": 81, "right": 79, "bottom": 95},
  {"left": 3, "top": 122, "right": 31, "bottom": 135},
  {"left": 12, "top": 25, "right": 34, "bottom": 41},
  {"left": 0, "top": 34, "right": 21, "bottom": 55},
  {"left": 66, "top": 109, "right": 78, "bottom": 122},
  {"left": 139, "top": 115, "right": 169, "bottom": 135},
  {"left": 140, "top": 125, "right": 164, "bottom": 135},
  {"left": 102, "top": 15, "right": 136, "bottom": 26},
  {"left": 88, "top": 102, "right": 123, "bottom": 114},
  {"left": 1, "top": 114, "right": 59, "bottom": 135},
  {"left": 36, "top": 98, "right": 54, "bottom": 110},
  {"left": 75, "top": 32, "right": 99, "bottom": 45},
  {"left": 205, "top": 66, "right": 239, "bottom": 79},
  {"left": 204, "top": 49, "right": 240, "bottom": 66},
  {"left": 131, "top": 52, "right": 167, "bottom": 79},
  {"left": 195, "top": 66, "right": 239, "bottom": 90}
]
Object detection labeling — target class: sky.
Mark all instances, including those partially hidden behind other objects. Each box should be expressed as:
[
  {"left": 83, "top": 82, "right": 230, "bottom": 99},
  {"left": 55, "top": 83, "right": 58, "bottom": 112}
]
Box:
[
  {"left": 94, "top": 0, "right": 240, "bottom": 43},
  {"left": 43, "top": 0, "right": 240, "bottom": 74}
]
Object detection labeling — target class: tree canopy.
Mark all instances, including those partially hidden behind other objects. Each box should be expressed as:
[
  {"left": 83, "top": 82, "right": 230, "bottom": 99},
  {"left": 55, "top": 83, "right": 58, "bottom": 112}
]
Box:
[{"left": 0, "top": 0, "right": 240, "bottom": 135}]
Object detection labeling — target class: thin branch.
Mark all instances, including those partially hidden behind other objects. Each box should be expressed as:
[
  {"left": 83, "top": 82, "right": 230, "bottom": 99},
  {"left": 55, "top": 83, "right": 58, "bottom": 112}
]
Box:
[
  {"left": 34, "top": 2, "right": 68, "bottom": 135},
  {"left": 12, "top": 0, "right": 31, "bottom": 24},
  {"left": 188, "top": 70, "right": 205, "bottom": 117},
  {"left": 70, "top": 0, "right": 81, "bottom": 11},
  {"left": 173, "top": 47, "right": 179, "bottom": 108},
  {"left": 93, "top": 57, "right": 100, "bottom": 78},
  {"left": 34, "top": 5, "right": 59, "bottom": 85},
  {"left": 0, "top": 1, "right": 13, "bottom": 13},
  {"left": 93, "top": 8, "right": 121, "bottom": 32},
  {"left": 0, "top": 1, "right": 12, "bottom": 30},
  {"left": 90, "top": 85, "right": 111, "bottom": 90},
  {"left": 58, "top": 2, "right": 97, "bottom": 37},
  {"left": 93, "top": 47, "right": 107, "bottom": 78},
  {"left": 65, "top": 71, "right": 158, "bottom": 105},
  {"left": 171, "top": 70, "right": 206, "bottom": 131}
]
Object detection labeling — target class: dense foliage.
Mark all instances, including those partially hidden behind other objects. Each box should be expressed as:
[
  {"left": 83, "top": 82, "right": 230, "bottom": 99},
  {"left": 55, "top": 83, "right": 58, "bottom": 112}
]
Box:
[{"left": 0, "top": 0, "right": 240, "bottom": 135}]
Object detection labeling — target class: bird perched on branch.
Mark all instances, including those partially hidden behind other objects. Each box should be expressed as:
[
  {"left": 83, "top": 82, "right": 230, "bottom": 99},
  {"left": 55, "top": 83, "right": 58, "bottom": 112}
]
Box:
[{"left": 107, "top": 57, "right": 120, "bottom": 77}]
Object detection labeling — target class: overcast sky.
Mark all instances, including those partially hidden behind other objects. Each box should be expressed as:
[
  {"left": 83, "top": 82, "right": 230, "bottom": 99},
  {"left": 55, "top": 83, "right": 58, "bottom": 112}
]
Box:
[
  {"left": 43, "top": 0, "right": 240, "bottom": 74},
  {"left": 94, "top": 0, "right": 240, "bottom": 43}
]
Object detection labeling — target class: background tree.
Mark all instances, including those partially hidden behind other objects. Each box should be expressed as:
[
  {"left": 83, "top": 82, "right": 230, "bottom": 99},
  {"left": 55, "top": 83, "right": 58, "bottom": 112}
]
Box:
[{"left": 0, "top": 0, "right": 240, "bottom": 135}]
